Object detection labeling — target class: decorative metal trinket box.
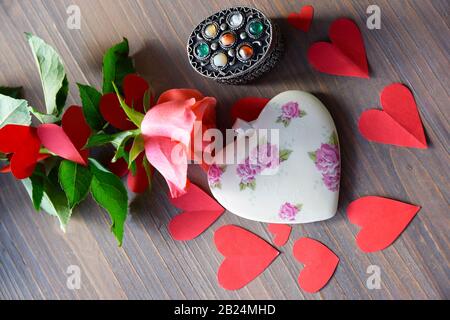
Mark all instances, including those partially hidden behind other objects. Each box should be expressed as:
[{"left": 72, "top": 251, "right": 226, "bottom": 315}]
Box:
[{"left": 187, "top": 6, "right": 283, "bottom": 85}]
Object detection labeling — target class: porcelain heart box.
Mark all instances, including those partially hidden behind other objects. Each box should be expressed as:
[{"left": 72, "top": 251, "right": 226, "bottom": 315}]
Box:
[{"left": 208, "top": 91, "right": 341, "bottom": 224}]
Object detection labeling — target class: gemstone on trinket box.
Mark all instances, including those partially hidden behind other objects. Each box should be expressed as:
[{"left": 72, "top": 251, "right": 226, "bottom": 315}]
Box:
[
  {"left": 237, "top": 44, "right": 254, "bottom": 61},
  {"left": 203, "top": 23, "right": 218, "bottom": 39},
  {"left": 194, "top": 42, "right": 210, "bottom": 59},
  {"left": 219, "top": 32, "right": 236, "bottom": 48},
  {"left": 248, "top": 19, "right": 264, "bottom": 38},
  {"left": 187, "top": 6, "right": 283, "bottom": 84},
  {"left": 212, "top": 52, "right": 228, "bottom": 69},
  {"left": 227, "top": 12, "right": 244, "bottom": 29}
]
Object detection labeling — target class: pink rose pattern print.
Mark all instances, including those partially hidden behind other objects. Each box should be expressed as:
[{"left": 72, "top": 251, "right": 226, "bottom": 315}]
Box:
[
  {"left": 308, "top": 132, "right": 340, "bottom": 192},
  {"left": 276, "top": 101, "right": 306, "bottom": 127},
  {"left": 237, "top": 143, "right": 292, "bottom": 190},
  {"left": 279, "top": 202, "right": 302, "bottom": 221},
  {"left": 208, "top": 164, "right": 225, "bottom": 189}
]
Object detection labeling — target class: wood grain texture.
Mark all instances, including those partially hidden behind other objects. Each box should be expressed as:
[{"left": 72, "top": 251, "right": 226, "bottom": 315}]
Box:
[{"left": 0, "top": 0, "right": 449, "bottom": 300}]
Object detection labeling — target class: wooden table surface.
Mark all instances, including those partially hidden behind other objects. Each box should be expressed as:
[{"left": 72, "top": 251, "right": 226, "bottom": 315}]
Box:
[{"left": 0, "top": 0, "right": 449, "bottom": 300}]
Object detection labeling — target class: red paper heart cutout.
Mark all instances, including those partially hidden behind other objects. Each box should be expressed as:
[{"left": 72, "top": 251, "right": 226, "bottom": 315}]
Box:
[
  {"left": 215, "top": 225, "right": 279, "bottom": 290},
  {"left": 230, "top": 97, "right": 270, "bottom": 123},
  {"left": 62, "top": 105, "right": 91, "bottom": 162},
  {"left": 268, "top": 224, "right": 291, "bottom": 247},
  {"left": 168, "top": 183, "right": 224, "bottom": 241},
  {"left": 293, "top": 237, "right": 339, "bottom": 293},
  {"left": 347, "top": 196, "right": 420, "bottom": 253},
  {"left": 288, "top": 5, "right": 314, "bottom": 32},
  {"left": 0, "top": 125, "right": 41, "bottom": 179},
  {"left": 307, "top": 18, "right": 369, "bottom": 78},
  {"left": 358, "top": 83, "right": 427, "bottom": 149}
]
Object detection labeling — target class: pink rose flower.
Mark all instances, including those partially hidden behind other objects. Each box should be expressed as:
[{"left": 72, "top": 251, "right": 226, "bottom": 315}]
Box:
[
  {"left": 322, "top": 170, "right": 340, "bottom": 192},
  {"left": 208, "top": 164, "right": 223, "bottom": 187},
  {"left": 279, "top": 202, "right": 300, "bottom": 221},
  {"left": 315, "top": 143, "right": 340, "bottom": 175},
  {"left": 236, "top": 159, "right": 262, "bottom": 184},
  {"left": 281, "top": 101, "right": 300, "bottom": 120},
  {"left": 250, "top": 143, "right": 280, "bottom": 169}
]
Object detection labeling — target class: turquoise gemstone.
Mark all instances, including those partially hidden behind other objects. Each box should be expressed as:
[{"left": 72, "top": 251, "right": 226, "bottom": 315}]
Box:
[
  {"left": 196, "top": 43, "right": 210, "bottom": 58},
  {"left": 249, "top": 21, "right": 263, "bottom": 36}
]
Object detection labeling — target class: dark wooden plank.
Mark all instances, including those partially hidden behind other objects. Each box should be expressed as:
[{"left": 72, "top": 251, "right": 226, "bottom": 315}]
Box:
[{"left": 0, "top": 0, "right": 448, "bottom": 299}]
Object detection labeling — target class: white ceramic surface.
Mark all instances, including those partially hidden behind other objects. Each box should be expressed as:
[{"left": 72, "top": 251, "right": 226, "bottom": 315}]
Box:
[{"left": 208, "top": 91, "right": 341, "bottom": 224}]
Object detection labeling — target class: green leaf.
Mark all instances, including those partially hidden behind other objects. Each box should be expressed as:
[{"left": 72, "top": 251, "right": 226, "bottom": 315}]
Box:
[
  {"left": 112, "top": 82, "right": 144, "bottom": 127},
  {"left": 77, "top": 83, "right": 105, "bottom": 131},
  {"left": 59, "top": 160, "right": 92, "bottom": 209},
  {"left": 0, "top": 94, "right": 31, "bottom": 127},
  {"left": 0, "top": 86, "right": 22, "bottom": 99},
  {"left": 28, "top": 106, "right": 60, "bottom": 123},
  {"left": 279, "top": 149, "right": 293, "bottom": 162},
  {"left": 308, "top": 151, "right": 317, "bottom": 162},
  {"left": 142, "top": 89, "right": 152, "bottom": 112},
  {"left": 29, "top": 164, "right": 45, "bottom": 211},
  {"left": 85, "top": 130, "right": 136, "bottom": 149},
  {"left": 102, "top": 38, "right": 134, "bottom": 94},
  {"left": 129, "top": 134, "right": 144, "bottom": 166},
  {"left": 142, "top": 158, "right": 153, "bottom": 193},
  {"left": 89, "top": 158, "right": 128, "bottom": 246},
  {"left": 329, "top": 132, "right": 339, "bottom": 146},
  {"left": 25, "top": 33, "right": 68, "bottom": 116},
  {"left": 22, "top": 165, "right": 72, "bottom": 231}
]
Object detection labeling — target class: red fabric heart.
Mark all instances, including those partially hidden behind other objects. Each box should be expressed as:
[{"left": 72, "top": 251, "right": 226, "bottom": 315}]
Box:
[
  {"left": 288, "top": 5, "right": 314, "bottom": 32},
  {"left": 0, "top": 125, "right": 41, "bottom": 179},
  {"left": 307, "top": 18, "right": 369, "bottom": 78},
  {"left": 230, "top": 97, "right": 270, "bottom": 123},
  {"left": 268, "top": 224, "right": 291, "bottom": 247},
  {"left": 100, "top": 74, "right": 149, "bottom": 131},
  {"left": 215, "top": 225, "right": 279, "bottom": 290},
  {"left": 168, "top": 183, "right": 224, "bottom": 241},
  {"left": 347, "top": 196, "right": 420, "bottom": 252},
  {"left": 358, "top": 83, "right": 427, "bottom": 149},
  {"left": 293, "top": 237, "right": 339, "bottom": 293}
]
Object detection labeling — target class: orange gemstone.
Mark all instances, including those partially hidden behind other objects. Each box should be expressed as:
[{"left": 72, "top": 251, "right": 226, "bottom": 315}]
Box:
[
  {"left": 238, "top": 45, "right": 254, "bottom": 60},
  {"left": 220, "top": 33, "right": 236, "bottom": 47}
]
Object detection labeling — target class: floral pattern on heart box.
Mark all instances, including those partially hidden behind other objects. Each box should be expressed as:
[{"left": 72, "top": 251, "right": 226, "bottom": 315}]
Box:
[{"left": 209, "top": 91, "right": 341, "bottom": 224}]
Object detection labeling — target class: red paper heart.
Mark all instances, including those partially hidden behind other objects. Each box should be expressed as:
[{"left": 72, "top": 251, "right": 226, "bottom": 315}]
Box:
[
  {"left": 268, "top": 224, "right": 291, "bottom": 247},
  {"left": 230, "top": 97, "right": 270, "bottom": 123},
  {"left": 0, "top": 125, "right": 41, "bottom": 179},
  {"left": 347, "top": 196, "right": 420, "bottom": 252},
  {"left": 168, "top": 183, "right": 224, "bottom": 241},
  {"left": 62, "top": 105, "right": 91, "bottom": 161},
  {"left": 358, "top": 83, "right": 427, "bottom": 149},
  {"left": 215, "top": 225, "right": 279, "bottom": 290},
  {"left": 293, "top": 237, "right": 339, "bottom": 293},
  {"left": 307, "top": 18, "right": 369, "bottom": 78},
  {"left": 288, "top": 5, "right": 314, "bottom": 32}
]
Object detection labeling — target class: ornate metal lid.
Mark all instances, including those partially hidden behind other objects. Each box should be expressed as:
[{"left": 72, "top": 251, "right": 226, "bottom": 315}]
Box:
[{"left": 187, "top": 6, "right": 277, "bottom": 83}]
